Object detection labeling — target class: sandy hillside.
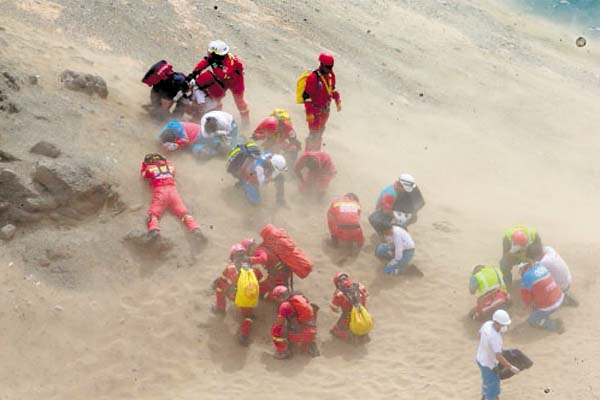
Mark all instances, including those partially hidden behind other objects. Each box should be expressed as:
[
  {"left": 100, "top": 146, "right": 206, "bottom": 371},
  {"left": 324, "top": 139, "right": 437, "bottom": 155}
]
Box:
[{"left": 1, "top": 0, "right": 600, "bottom": 399}]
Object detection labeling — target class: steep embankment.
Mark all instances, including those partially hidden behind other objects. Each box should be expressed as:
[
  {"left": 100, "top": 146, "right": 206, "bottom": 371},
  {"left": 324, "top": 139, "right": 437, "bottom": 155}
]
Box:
[{"left": 1, "top": 1, "right": 599, "bottom": 399}]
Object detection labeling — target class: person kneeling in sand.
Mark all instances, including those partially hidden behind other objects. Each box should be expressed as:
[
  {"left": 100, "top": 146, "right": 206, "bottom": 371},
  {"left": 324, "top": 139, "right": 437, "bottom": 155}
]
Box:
[
  {"left": 271, "top": 286, "right": 319, "bottom": 359},
  {"left": 374, "top": 222, "right": 421, "bottom": 276},
  {"left": 519, "top": 262, "right": 565, "bottom": 333},
  {"left": 469, "top": 265, "right": 511, "bottom": 321}
]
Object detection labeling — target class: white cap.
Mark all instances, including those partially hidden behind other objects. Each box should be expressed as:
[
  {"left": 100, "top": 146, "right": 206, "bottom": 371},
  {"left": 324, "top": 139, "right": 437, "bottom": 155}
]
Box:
[
  {"left": 270, "top": 154, "right": 288, "bottom": 177},
  {"left": 492, "top": 309, "right": 511, "bottom": 325},
  {"left": 207, "top": 40, "right": 230, "bottom": 56},
  {"left": 397, "top": 173, "right": 416, "bottom": 192}
]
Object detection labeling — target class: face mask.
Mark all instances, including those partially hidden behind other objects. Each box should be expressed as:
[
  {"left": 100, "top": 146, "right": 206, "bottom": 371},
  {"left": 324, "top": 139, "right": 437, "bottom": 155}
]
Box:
[{"left": 500, "top": 325, "right": 508, "bottom": 333}]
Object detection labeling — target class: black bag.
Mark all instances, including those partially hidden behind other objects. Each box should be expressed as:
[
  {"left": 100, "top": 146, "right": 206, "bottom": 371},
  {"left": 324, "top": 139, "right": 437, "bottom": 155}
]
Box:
[
  {"left": 499, "top": 349, "right": 534, "bottom": 379},
  {"left": 226, "top": 142, "right": 261, "bottom": 176}
]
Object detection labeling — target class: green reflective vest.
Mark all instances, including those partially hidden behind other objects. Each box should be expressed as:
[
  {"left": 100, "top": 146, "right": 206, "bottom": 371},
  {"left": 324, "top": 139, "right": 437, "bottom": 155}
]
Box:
[{"left": 474, "top": 266, "right": 506, "bottom": 296}]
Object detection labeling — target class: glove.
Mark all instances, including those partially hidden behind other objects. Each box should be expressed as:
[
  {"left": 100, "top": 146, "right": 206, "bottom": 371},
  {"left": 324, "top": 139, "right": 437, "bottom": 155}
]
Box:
[
  {"left": 306, "top": 113, "right": 315, "bottom": 124},
  {"left": 509, "top": 365, "right": 520, "bottom": 374},
  {"left": 163, "top": 142, "right": 179, "bottom": 152},
  {"left": 335, "top": 100, "right": 342, "bottom": 112}
]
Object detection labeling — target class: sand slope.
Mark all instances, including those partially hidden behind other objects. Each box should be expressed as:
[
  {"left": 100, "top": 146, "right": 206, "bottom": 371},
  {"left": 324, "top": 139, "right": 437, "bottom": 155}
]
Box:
[{"left": 1, "top": 0, "right": 600, "bottom": 398}]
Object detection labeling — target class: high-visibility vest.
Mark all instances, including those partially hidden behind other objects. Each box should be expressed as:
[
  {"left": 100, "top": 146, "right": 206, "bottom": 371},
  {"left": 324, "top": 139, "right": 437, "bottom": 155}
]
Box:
[
  {"left": 504, "top": 226, "right": 537, "bottom": 244},
  {"left": 474, "top": 266, "right": 507, "bottom": 296}
]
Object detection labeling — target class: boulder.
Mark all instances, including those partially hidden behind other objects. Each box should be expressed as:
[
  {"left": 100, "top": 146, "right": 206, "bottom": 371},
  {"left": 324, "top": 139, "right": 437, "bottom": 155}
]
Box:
[
  {"left": 60, "top": 70, "right": 108, "bottom": 98},
  {"left": 30, "top": 141, "right": 61, "bottom": 158},
  {"left": 32, "top": 160, "right": 119, "bottom": 217},
  {"left": 0, "top": 224, "right": 16, "bottom": 240}
]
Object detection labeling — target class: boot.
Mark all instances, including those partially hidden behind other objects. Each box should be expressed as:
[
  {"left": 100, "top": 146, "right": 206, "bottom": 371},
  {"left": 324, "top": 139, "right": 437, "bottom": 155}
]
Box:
[
  {"left": 192, "top": 228, "right": 208, "bottom": 244},
  {"left": 210, "top": 304, "right": 225, "bottom": 316},
  {"left": 308, "top": 341, "right": 320, "bottom": 358},
  {"left": 273, "top": 350, "right": 292, "bottom": 360},
  {"left": 238, "top": 335, "right": 250, "bottom": 347}
]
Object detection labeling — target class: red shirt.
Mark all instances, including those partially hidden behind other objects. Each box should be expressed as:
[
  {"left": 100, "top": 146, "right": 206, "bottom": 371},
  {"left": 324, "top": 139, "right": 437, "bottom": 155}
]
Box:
[
  {"left": 193, "top": 54, "right": 245, "bottom": 94},
  {"left": 295, "top": 151, "right": 336, "bottom": 177},
  {"left": 304, "top": 70, "right": 340, "bottom": 109},
  {"left": 330, "top": 281, "right": 367, "bottom": 312},
  {"left": 140, "top": 160, "right": 176, "bottom": 187},
  {"left": 328, "top": 196, "right": 361, "bottom": 226},
  {"left": 250, "top": 246, "right": 291, "bottom": 286}
]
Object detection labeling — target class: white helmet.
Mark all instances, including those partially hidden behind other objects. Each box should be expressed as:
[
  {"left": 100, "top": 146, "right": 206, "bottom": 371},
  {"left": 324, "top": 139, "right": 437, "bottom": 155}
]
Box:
[
  {"left": 492, "top": 309, "right": 511, "bottom": 326},
  {"left": 208, "top": 40, "right": 230, "bottom": 56},
  {"left": 270, "top": 154, "right": 288, "bottom": 177},
  {"left": 397, "top": 173, "right": 416, "bottom": 192}
]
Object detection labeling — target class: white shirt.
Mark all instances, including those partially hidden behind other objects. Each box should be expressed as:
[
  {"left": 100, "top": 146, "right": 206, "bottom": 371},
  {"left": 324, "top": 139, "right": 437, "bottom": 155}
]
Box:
[
  {"left": 540, "top": 246, "right": 572, "bottom": 291},
  {"left": 200, "top": 111, "right": 234, "bottom": 138},
  {"left": 386, "top": 225, "right": 415, "bottom": 261},
  {"left": 476, "top": 320, "right": 503, "bottom": 369}
]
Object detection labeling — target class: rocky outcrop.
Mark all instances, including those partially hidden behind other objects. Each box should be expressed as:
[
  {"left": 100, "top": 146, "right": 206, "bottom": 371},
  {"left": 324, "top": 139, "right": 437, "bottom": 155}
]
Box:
[{"left": 32, "top": 160, "right": 121, "bottom": 218}]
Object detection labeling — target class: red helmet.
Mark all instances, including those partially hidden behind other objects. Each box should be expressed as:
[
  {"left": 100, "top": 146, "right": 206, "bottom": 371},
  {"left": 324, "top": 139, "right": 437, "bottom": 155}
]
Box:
[
  {"left": 271, "top": 285, "right": 289, "bottom": 299},
  {"left": 333, "top": 272, "right": 349, "bottom": 287},
  {"left": 240, "top": 238, "right": 255, "bottom": 250},
  {"left": 261, "top": 116, "right": 279, "bottom": 133},
  {"left": 511, "top": 230, "right": 528, "bottom": 247},
  {"left": 229, "top": 243, "right": 246, "bottom": 258},
  {"left": 318, "top": 52, "right": 335, "bottom": 66}
]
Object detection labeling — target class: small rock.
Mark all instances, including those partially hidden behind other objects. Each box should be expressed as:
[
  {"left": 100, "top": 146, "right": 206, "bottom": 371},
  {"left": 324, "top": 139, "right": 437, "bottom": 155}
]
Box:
[
  {"left": 576, "top": 36, "right": 586, "bottom": 48},
  {"left": 28, "top": 75, "right": 39, "bottom": 85},
  {"left": 0, "top": 224, "right": 16, "bottom": 240},
  {"left": 30, "top": 141, "right": 61, "bottom": 158},
  {"left": 0, "top": 150, "right": 20, "bottom": 162},
  {"left": 60, "top": 70, "right": 108, "bottom": 98},
  {"left": 0, "top": 201, "right": 9, "bottom": 212},
  {"left": 54, "top": 305, "right": 63, "bottom": 311},
  {"left": 7, "top": 102, "right": 20, "bottom": 113},
  {"left": 23, "top": 196, "right": 58, "bottom": 212},
  {"left": 38, "top": 258, "right": 50, "bottom": 267},
  {"left": 8, "top": 262, "right": 14, "bottom": 268},
  {"left": 2, "top": 72, "right": 20, "bottom": 91}
]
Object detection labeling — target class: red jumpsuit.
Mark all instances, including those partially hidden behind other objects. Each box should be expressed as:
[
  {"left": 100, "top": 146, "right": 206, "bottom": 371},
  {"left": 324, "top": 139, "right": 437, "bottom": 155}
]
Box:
[
  {"left": 294, "top": 151, "right": 337, "bottom": 194},
  {"left": 140, "top": 160, "right": 200, "bottom": 232},
  {"left": 327, "top": 196, "right": 364, "bottom": 245},
  {"left": 252, "top": 116, "right": 301, "bottom": 154},
  {"left": 303, "top": 70, "right": 340, "bottom": 151},
  {"left": 271, "top": 296, "right": 317, "bottom": 355},
  {"left": 330, "top": 281, "right": 368, "bottom": 340},
  {"left": 192, "top": 54, "right": 248, "bottom": 124},
  {"left": 213, "top": 263, "right": 264, "bottom": 339},
  {"left": 249, "top": 246, "right": 292, "bottom": 301}
]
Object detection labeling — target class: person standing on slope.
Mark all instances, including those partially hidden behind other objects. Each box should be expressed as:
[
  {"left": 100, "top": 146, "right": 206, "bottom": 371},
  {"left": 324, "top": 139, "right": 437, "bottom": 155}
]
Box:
[
  {"left": 189, "top": 40, "right": 250, "bottom": 127},
  {"left": 476, "top": 310, "right": 521, "bottom": 400},
  {"left": 301, "top": 52, "right": 341, "bottom": 151}
]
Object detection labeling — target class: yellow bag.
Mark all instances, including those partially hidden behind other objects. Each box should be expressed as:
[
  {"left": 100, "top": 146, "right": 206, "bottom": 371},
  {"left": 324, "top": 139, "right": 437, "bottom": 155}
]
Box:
[
  {"left": 295, "top": 70, "right": 312, "bottom": 104},
  {"left": 234, "top": 267, "right": 259, "bottom": 308},
  {"left": 349, "top": 305, "right": 373, "bottom": 336},
  {"left": 270, "top": 108, "right": 291, "bottom": 122}
]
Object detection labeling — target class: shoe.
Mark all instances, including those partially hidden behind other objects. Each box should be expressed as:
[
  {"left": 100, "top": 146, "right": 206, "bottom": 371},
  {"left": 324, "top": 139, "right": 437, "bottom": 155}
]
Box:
[
  {"left": 273, "top": 351, "right": 291, "bottom": 360},
  {"left": 308, "top": 342, "right": 320, "bottom": 358},
  {"left": 210, "top": 304, "right": 225, "bottom": 316},
  {"left": 192, "top": 228, "right": 208, "bottom": 244},
  {"left": 555, "top": 319, "right": 566, "bottom": 335},
  {"left": 238, "top": 335, "right": 250, "bottom": 347}
]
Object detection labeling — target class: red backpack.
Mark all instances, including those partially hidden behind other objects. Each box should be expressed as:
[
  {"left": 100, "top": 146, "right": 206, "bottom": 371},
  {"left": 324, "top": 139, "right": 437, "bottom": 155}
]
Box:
[
  {"left": 142, "top": 60, "right": 174, "bottom": 86},
  {"left": 260, "top": 224, "right": 313, "bottom": 279},
  {"left": 289, "top": 294, "right": 314, "bottom": 323}
]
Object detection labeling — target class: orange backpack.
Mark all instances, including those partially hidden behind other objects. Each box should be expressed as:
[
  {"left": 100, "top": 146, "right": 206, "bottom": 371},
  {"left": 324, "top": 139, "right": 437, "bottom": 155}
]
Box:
[{"left": 289, "top": 294, "right": 314, "bottom": 324}]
